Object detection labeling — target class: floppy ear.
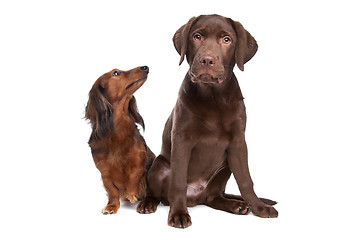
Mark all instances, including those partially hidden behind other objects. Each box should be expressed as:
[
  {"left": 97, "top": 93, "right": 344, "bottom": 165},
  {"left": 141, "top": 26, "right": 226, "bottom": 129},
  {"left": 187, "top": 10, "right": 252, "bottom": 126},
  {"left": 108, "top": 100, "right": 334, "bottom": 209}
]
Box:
[
  {"left": 85, "top": 83, "right": 113, "bottom": 140},
  {"left": 173, "top": 16, "right": 198, "bottom": 65},
  {"left": 128, "top": 96, "right": 145, "bottom": 130},
  {"left": 229, "top": 19, "right": 258, "bottom": 71}
]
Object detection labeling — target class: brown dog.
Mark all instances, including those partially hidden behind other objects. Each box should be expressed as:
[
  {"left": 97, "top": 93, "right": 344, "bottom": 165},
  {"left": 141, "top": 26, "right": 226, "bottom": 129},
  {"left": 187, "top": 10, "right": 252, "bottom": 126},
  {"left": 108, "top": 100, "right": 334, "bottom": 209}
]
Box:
[
  {"left": 137, "top": 15, "right": 278, "bottom": 228},
  {"left": 85, "top": 66, "right": 155, "bottom": 214}
]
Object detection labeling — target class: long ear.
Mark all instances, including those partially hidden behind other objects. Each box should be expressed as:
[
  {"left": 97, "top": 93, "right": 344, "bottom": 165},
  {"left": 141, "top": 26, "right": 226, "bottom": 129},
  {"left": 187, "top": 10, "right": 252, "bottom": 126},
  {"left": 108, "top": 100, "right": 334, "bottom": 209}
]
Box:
[
  {"left": 85, "top": 83, "right": 113, "bottom": 140},
  {"left": 173, "top": 16, "right": 198, "bottom": 65},
  {"left": 128, "top": 96, "right": 145, "bottom": 130},
  {"left": 229, "top": 19, "right": 258, "bottom": 71}
]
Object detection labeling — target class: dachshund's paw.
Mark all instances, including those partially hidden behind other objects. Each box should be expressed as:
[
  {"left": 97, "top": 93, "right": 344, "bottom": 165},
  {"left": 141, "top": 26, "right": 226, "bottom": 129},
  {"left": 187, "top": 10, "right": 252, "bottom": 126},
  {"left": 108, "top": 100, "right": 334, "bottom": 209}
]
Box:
[
  {"left": 126, "top": 194, "right": 138, "bottom": 203},
  {"left": 168, "top": 212, "right": 192, "bottom": 229},
  {"left": 102, "top": 204, "right": 119, "bottom": 215},
  {"left": 232, "top": 202, "right": 250, "bottom": 215},
  {"left": 251, "top": 204, "right": 278, "bottom": 218},
  {"left": 137, "top": 197, "right": 159, "bottom": 214}
]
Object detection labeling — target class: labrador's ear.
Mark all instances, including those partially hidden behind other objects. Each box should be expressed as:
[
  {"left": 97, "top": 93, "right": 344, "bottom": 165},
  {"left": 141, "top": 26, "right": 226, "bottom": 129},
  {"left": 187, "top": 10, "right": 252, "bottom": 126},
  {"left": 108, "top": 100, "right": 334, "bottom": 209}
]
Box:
[
  {"left": 228, "top": 19, "right": 258, "bottom": 71},
  {"left": 173, "top": 16, "right": 199, "bottom": 65}
]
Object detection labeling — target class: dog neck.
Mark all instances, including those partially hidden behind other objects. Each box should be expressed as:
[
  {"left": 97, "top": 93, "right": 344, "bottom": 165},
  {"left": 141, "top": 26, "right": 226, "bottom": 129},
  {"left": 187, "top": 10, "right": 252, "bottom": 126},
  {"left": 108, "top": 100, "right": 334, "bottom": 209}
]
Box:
[
  {"left": 111, "top": 97, "right": 136, "bottom": 138},
  {"left": 112, "top": 96, "right": 132, "bottom": 114}
]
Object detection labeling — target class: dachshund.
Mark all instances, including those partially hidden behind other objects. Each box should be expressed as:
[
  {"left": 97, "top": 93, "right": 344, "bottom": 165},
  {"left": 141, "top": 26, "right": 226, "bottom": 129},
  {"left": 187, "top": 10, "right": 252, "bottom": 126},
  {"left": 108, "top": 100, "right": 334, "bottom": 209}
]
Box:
[{"left": 85, "top": 66, "right": 155, "bottom": 214}]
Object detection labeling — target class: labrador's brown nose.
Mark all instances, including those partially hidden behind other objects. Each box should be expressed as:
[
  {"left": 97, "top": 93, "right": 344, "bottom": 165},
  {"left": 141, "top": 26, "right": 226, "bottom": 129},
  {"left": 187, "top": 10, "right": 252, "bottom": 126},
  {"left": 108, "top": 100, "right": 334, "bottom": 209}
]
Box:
[{"left": 200, "top": 55, "right": 216, "bottom": 68}]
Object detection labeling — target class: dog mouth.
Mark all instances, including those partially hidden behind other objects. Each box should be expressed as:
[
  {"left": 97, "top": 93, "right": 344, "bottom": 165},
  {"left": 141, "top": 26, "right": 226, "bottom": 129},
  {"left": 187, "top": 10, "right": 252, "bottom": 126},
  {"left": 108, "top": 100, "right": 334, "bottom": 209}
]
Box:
[
  {"left": 190, "top": 72, "right": 224, "bottom": 84},
  {"left": 125, "top": 75, "right": 147, "bottom": 90}
]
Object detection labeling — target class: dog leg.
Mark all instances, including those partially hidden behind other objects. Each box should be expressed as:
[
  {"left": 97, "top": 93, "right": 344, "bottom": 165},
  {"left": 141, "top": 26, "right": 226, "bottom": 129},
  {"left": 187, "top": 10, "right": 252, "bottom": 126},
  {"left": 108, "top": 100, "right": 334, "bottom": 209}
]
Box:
[
  {"left": 168, "top": 140, "right": 193, "bottom": 228},
  {"left": 125, "top": 167, "right": 145, "bottom": 203},
  {"left": 206, "top": 195, "right": 250, "bottom": 215},
  {"left": 228, "top": 120, "right": 278, "bottom": 218},
  {"left": 137, "top": 155, "right": 169, "bottom": 214},
  {"left": 102, "top": 176, "right": 121, "bottom": 214}
]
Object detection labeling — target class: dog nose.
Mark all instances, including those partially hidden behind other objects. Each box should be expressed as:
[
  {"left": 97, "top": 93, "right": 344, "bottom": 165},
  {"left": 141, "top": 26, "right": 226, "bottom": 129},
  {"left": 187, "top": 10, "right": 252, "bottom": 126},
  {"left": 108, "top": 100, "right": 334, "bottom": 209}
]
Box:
[
  {"left": 140, "top": 66, "right": 149, "bottom": 73},
  {"left": 200, "top": 55, "right": 216, "bottom": 68}
]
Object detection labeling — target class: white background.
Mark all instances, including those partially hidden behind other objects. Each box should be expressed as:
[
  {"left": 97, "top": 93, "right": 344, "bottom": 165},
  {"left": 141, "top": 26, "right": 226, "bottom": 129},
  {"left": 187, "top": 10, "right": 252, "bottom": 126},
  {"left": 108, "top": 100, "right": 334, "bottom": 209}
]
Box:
[{"left": 1, "top": 0, "right": 359, "bottom": 239}]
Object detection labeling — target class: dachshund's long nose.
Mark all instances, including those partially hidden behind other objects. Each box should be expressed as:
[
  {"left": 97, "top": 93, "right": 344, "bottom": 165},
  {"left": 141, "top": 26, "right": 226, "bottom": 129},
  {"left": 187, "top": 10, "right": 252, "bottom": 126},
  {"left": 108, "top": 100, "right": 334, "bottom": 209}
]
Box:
[{"left": 140, "top": 66, "right": 149, "bottom": 73}]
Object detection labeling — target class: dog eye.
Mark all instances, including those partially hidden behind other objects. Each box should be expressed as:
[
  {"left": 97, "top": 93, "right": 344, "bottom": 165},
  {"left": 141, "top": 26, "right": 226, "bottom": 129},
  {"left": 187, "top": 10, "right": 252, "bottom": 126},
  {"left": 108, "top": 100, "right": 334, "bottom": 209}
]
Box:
[
  {"left": 223, "top": 36, "right": 231, "bottom": 44},
  {"left": 193, "top": 33, "right": 202, "bottom": 41},
  {"left": 113, "top": 71, "right": 121, "bottom": 76}
]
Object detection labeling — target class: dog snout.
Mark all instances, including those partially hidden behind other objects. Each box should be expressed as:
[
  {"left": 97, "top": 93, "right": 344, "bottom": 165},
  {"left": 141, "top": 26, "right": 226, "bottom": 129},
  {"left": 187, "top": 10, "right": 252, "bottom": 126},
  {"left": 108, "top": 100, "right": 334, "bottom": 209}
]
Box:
[
  {"left": 140, "top": 66, "right": 149, "bottom": 73},
  {"left": 200, "top": 55, "right": 216, "bottom": 68}
]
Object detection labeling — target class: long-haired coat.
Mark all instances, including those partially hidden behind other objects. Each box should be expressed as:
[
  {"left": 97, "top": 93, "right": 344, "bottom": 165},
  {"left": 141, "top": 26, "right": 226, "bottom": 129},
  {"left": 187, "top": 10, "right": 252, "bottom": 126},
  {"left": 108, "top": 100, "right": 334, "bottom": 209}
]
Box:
[{"left": 85, "top": 66, "right": 155, "bottom": 214}]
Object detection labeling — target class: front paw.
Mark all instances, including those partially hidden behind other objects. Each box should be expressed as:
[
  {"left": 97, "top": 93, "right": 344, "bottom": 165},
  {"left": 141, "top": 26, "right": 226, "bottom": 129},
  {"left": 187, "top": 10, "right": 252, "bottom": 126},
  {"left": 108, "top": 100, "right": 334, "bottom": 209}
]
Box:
[
  {"left": 137, "top": 197, "right": 159, "bottom": 214},
  {"left": 168, "top": 212, "right": 192, "bottom": 228},
  {"left": 251, "top": 204, "right": 278, "bottom": 218},
  {"left": 102, "top": 204, "right": 119, "bottom": 215}
]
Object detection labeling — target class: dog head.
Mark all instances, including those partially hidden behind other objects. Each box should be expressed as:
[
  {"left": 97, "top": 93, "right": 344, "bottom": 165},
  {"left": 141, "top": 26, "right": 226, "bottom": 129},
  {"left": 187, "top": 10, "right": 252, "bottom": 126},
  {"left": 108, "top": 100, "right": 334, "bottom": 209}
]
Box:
[
  {"left": 85, "top": 66, "right": 149, "bottom": 140},
  {"left": 173, "top": 14, "right": 257, "bottom": 84}
]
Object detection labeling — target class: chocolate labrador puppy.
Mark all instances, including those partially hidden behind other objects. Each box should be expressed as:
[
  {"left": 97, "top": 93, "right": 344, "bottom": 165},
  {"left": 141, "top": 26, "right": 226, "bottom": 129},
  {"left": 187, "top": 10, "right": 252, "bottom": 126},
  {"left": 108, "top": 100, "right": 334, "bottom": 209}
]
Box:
[{"left": 137, "top": 14, "right": 278, "bottom": 228}]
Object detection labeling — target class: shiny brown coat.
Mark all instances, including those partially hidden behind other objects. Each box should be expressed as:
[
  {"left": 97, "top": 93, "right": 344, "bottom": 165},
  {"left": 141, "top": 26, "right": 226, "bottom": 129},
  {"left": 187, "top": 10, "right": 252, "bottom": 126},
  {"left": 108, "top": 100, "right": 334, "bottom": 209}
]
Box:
[
  {"left": 85, "top": 66, "right": 155, "bottom": 214},
  {"left": 137, "top": 15, "right": 278, "bottom": 228}
]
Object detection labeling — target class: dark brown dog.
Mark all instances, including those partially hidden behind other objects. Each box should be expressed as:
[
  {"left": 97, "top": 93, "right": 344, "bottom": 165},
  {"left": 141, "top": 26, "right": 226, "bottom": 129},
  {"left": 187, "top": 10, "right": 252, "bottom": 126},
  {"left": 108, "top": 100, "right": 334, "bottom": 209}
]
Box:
[
  {"left": 85, "top": 66, "right": 155, "bottom": 214},
  {"left": 137, "top": 15, "right": 278, "bottom": 228}
]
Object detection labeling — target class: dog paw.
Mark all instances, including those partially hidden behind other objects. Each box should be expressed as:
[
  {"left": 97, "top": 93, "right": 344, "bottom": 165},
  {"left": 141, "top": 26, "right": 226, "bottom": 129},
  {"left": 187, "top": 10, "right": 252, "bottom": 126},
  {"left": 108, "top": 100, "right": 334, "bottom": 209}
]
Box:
[
  {"left": 232, "top": 202, "right": 250, "bottom": 215},
  {"left": 168, "top": 212, "right": 192, "bottom": 229},
  {"left": 102, "top": 204, "right": 119, "bottom": 215},
  {"left": 137, "top": 198, "right": 159, "bottom": 214},
  {"left": 251, "top": 204, "right": 278, "bottom": 218},
  {"left": 126, "top": 195, "right": 138, "bottom": 203}
]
